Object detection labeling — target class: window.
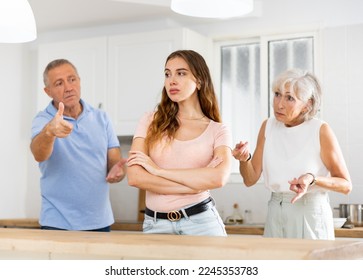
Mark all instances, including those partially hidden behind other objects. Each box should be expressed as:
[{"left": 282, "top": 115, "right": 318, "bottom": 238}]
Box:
[
  {"left": 214, "top": 32, "right": 318, "bottom": 177},
  {"left": 268, "top": 37, "right": 314, "bottom": 115}
]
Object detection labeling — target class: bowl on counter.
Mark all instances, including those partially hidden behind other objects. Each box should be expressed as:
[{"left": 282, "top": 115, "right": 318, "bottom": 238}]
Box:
[
  {"left": 336, "top": 204, "right": 363, "bottom": 226},
  {"left": 333, "top": 218, "right": 347, "bottom": 228}
]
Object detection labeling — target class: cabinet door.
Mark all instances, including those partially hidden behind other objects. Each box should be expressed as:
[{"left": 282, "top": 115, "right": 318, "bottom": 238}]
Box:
[
  {"left": 107, "top": 28, "right": 211, "bottom": 135},
  {"left": 37, "top": 37, "right": 107, "bottom": 111}
]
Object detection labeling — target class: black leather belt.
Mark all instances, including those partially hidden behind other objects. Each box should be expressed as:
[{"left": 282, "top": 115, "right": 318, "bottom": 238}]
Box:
[{"left": 144, "top": 197, "right": 213, "bottom": 222}]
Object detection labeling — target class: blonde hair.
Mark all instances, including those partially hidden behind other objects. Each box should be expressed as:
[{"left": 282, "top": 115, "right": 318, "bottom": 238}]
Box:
[{"left": 272, "top": 68, "right": 322, "bottom": 119}]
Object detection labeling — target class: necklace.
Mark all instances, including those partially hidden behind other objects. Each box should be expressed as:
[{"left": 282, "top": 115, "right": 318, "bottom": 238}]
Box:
[{"left": 178, "top": 115, "right": 205, "bottom": 121}]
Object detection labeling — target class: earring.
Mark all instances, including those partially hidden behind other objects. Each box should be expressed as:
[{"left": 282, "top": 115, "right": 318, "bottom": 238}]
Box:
[{"left": 197, "top": 81, "right": 201, "bottom": 90}]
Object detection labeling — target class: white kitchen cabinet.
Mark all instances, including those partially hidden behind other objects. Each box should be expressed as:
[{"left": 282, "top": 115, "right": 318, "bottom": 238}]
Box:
[
  {"left": 37, "top": 37, "right": 108, "bottom": 112},
  {"left": 36, "top": 28, "right": 211, "bottom": 136},
  {"left": 107, "top": 28, "right": 212, "bottom": 135}
]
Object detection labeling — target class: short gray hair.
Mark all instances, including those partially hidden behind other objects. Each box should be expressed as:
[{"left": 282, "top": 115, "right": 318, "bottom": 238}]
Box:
[
  {"left": 43, "top": 59, "right": 79, "bottom": 87},
  {"left": 272, "top": 68, "right": 322, "bottom": 119}
]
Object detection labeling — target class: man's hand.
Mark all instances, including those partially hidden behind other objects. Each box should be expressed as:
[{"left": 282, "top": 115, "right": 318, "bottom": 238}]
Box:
[
  {"left": 106, "top": 158, "right": 127, "bottom": 183},
  {"left": 46, "top": 102, "right": 73, "bottom": 138}
]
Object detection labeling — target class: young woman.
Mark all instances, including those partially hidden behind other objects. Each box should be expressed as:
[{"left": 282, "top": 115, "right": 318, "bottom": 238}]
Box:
[{"left": 127, "top": 50, "right": 232, "bottom": 236}]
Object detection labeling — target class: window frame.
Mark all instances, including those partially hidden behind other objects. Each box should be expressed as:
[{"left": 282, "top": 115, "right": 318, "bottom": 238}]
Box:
[{"left": 213, "top": 30, "right": 321, "bottom": 182}]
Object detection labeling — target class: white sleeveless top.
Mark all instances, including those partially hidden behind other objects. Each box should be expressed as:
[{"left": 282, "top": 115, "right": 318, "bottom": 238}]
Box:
[{"left": 262, "top": 117, "right": 329, "bottom": 193}]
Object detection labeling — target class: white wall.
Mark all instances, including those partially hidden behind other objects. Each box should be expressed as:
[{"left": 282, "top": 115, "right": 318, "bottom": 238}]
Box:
[
  {"left": 321, "top": 24, "right": 363, "bottom": 205},
  {"left": 1, "top": 0, "right": 363, "bottom": 222},
  {"left": 0, "top": 44, "right": 36, "bottom": 218}
]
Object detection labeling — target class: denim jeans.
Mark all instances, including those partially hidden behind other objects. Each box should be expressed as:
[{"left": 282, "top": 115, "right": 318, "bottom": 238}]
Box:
[{"left": 142, "top": 204, "right": 226, "bottom": 236}]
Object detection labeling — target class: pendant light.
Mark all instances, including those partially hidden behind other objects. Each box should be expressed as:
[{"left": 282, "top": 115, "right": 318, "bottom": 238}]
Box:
[
  {"left": 0, "top": 0, "right": 37, "bottom": 43},
  {"left": 171, "top": 0, "right": 254, "bottom": 19}
]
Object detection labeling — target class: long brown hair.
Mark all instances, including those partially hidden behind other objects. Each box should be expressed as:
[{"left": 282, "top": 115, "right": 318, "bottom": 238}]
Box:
[{"left": 146, "top": 50, "right": 221, "bottom": 149}]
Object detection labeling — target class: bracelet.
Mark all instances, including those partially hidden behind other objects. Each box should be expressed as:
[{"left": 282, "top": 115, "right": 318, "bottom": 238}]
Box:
[
  {"left": 306, "top": 172, "right": 316, "bottom": 186},
  {"left": 244, "top": 153, "right": 252, "bottom": 162}
]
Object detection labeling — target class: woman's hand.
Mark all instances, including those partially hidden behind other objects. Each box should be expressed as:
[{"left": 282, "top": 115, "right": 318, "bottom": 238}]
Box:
[
  {"left": 207, "top": 156, "right": 223, "bottom": 168},
  {"left": 232, "top": 141, "right": 250, "bottom": 161},
  {"left": 127, "top": 151, "right": 161, "bottom": 176},
  {"left": 288, "top": 173, "right": 314, "bottom": 203}
]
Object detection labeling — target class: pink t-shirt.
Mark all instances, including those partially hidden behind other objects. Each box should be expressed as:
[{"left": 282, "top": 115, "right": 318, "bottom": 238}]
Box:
[{"left": 134, "top": 111, "right": 232, "bottom": 212}]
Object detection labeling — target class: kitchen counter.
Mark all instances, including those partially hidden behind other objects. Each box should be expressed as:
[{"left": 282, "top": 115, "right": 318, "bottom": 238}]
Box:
[
  {"left": 115, "top": 223, "right": 363, "bottom": 238},
  {"left": 1, "top": 228, "right": 363, "bottom": 260},
  {"left": 1, "top": 219, "right": 363, "bottom": 238},
  {"left": 225, "top": 225, "right": 363, "bottom": 238}
]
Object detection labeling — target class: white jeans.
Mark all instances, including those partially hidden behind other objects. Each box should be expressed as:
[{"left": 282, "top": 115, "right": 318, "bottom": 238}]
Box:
[{"left": 264, "top": 192, "right": 335, "bottom": 240}]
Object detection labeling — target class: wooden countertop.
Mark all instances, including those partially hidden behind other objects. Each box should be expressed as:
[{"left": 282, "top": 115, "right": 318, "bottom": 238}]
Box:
[
  {"left": 1, "top": 219, "right": 363, "bottom": 238},
  {"left": 1, "top": 228, "right": 363, "bottom": 260}
]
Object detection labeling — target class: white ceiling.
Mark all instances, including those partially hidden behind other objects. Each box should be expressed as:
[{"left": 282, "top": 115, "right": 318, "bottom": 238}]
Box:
[
  {"left": 27, "top": 0, "right": 227, "bottom": 33},
  {"left": 27, "top": 0, "right": 363, "bottom": 36}
]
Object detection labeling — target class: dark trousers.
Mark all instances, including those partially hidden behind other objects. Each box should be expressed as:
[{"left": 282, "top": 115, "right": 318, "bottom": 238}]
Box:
[{"left": 40, "top": 225, "right": 111, "bottom": 232}]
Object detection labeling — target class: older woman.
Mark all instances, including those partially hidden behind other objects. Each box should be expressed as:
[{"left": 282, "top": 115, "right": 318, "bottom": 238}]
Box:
[{"left": 232, "top": 69, "right": 351, "bottom": 240}]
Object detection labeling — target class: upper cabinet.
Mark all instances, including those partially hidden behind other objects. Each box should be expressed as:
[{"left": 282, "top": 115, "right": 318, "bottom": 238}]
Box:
[
  {"left": 107, "top": 28, "right": 212, "bottom": 135},
  {"left": 37, "top": 37, "right": 108, "bottom": 111},
  {"left": 37, "top": 28, "right": 211, "bottom": 135}
]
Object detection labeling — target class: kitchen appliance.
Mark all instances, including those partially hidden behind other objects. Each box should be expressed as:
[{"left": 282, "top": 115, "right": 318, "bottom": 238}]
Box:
[{"left": 337, "top": 204, "right": 363, "bottom": 226}]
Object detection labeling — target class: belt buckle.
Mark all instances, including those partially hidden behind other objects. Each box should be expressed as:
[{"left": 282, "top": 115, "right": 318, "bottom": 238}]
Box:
[{"left": 167, "top": 210, "right": 182, "bottom": 221}]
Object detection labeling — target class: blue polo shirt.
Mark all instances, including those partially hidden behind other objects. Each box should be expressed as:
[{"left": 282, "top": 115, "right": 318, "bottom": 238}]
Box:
[{"left": 31, "top": 100, "right": 120, "bottom": 230}]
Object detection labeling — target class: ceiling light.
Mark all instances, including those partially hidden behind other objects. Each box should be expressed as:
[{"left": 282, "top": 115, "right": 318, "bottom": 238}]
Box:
[
  {"left": 171, "top": 0, "right": 254, "bottom": 19},
  {"left": 0, "top": 0, "right": 37, "bottom": 43}
]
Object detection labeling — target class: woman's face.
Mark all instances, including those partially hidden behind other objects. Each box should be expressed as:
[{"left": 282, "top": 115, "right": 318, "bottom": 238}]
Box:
[
  {"left": 164, "top": 57, "right": 199, "bottom": 103},
  {"left": 273, "top": 86, "right": 309, "bottom": 127}
]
